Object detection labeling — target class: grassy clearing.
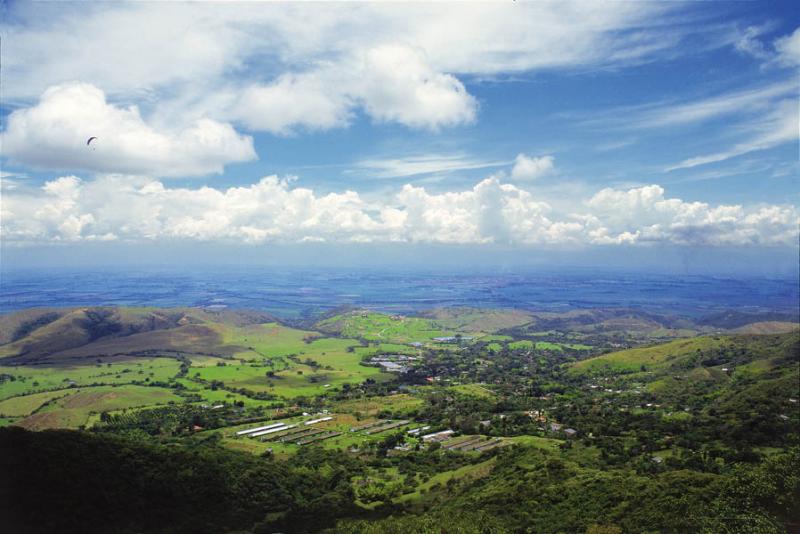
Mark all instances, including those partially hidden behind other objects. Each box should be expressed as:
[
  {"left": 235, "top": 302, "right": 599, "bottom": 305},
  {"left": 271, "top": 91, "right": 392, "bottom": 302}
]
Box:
[
  {"left": 216, "top": 322, "right": 317, "bottom": 360},
  {"left": 0, "top": 357, "right": 182, "bottom": 400},
  {"left": 449, "top": 384, "right": 496, "bottom": 399},
  {"left": 395, "top": 457, "right": 497, "bottom": 503},
  {"left": 422, "top": 308, "right": 534, "bottom": 333},
  {"left": 508, "top": 435, "right": 564, "bottom": 451},
  {"left": 0, "top": 389, "right": 78, "bottom": 417},
  {"left": 13, "top": 384, "right": 182, "bottom": 430},
  {"left": 317, "top": 312, "right": 453, "bottom": 343},
  {"left": 570, "top": 336, "right": 726, "bottom": 375},
  {"left": 187, "top": 355, "right": 231, "bottom": 367},
  {"left": 174, "top": 378, "right": 275, "bottom": 407},
  {"left": 333, "top": 394, "right": 424, "bottom": 417}
]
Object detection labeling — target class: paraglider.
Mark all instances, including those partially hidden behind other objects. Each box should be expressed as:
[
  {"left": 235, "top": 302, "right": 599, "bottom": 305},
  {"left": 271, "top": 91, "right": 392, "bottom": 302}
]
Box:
[{"left": 86, "top": 136, "right": 98, "bottom": 146}]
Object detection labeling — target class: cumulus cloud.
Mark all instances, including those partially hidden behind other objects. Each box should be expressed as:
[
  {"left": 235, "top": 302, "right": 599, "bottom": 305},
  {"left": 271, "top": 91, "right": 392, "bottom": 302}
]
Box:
[
  {"left": 510, "top": 154, "right": 555, "bottom": 180},
  {"left": 232, "top": 73, "right": 354, "bottom": 134},
  {"left": 585, "top": 185, "right": 798, "bottom": 246},
  {"left": 1, "top": 83, "right": 256, "bottom": 177},
  {"left": 229, "top": 45, "right": 477, "bottom": 133},
  {"left": 2, "top": 174, "right": 796, "bottom": 248},
  {"left": 358, "top": 45, "right": 477, "bottom": 129}
]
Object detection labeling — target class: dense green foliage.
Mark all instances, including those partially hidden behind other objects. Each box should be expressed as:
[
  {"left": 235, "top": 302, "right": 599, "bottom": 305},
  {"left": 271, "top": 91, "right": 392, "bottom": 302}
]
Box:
[
  {"left": 0, "top": 427, "right": 362, "bottom": 533},
  {"left": 2, "top": 427, "right": 797, "bottom": 533}
]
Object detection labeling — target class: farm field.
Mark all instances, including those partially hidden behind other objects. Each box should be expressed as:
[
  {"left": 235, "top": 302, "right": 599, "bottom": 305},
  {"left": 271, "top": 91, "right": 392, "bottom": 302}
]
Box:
[
  {"left": 0, "top": 357, "right": 182, "bottom": 400},
  {"left": 13, "top": 384, "right": 182, "bottom": 430},
  {"left": 316, "top": 312, "right": 454, "bottom": 343},
  {"left": 0, "top": 389, "right": 78, "bottom": 418},
  {"left": 332, "top": 394, "right": 424, "bottom": 417}
]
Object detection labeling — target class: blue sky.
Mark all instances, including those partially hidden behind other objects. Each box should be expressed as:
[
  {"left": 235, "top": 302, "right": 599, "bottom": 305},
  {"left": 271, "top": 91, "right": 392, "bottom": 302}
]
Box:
[{"left": 0, "top": 1, "right": 798, "bottom": 271}]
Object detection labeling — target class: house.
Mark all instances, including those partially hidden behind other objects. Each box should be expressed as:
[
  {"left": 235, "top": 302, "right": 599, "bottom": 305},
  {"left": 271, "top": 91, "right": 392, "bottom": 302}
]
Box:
[
  {"left": 549, "top": 422, "right": 562, "bottom": 432},
  {"left": 564, "top": 428, "right": 577, "bottom": 437}
]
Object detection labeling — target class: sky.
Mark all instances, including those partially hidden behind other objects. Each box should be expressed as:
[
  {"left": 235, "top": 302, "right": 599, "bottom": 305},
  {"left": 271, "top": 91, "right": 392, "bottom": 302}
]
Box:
[{"left": 0, "top": 1, "right": 798, "bottom": 273}]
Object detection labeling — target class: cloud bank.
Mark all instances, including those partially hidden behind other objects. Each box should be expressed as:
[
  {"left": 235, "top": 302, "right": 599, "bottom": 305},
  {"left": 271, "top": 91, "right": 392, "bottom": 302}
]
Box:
[{"left": 2, "top": 174, "right": 796, "bottom": 248}]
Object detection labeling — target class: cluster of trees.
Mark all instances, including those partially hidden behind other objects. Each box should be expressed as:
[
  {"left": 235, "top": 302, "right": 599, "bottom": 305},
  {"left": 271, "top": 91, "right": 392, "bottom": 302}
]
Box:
[
  {"left": 0, "top": 427, "right": 365, "bottom": 533},
  {"left": 335, "top": 445, "right": 800, "bottom": 534}
]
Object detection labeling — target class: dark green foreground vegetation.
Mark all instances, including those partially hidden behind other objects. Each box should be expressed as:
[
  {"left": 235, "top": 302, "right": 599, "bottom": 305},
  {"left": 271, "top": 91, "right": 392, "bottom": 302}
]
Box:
[{"left": 1, "top": 427, "right": 797, "bottom": 533}]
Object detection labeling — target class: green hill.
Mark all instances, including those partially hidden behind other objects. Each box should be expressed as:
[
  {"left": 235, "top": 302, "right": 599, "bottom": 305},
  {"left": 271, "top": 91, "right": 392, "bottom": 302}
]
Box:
[
  {"left": 0, "top": 307, "right": 276, "bottom": 364},
  {"left": 570, "top": 332, "right": 798, "bottom": 376}
]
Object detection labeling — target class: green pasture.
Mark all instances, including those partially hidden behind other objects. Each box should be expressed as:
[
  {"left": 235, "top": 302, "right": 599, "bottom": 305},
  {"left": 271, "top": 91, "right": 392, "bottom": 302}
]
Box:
[
  {"left": 508, "top": 435, "right": 564, "bottom": 451},
  {"left": 0, "top": 388, "right": 78, "bottom": 417},
  {"left": 395, "top": 457, "right": 497, "bottom": 503},
  {"left": 218, "top": 322, "right": 318, "bottom": 360},
  {"left": 191, "top": 340, "right": 391, "bottom": 398},
  {"left": 332, "top": 394, "right": 424, "bottom": 417},
  {"left": 317, "top": 312, "right": 453, "bottom": 343},
  {"left": 13, "top": 384, "right": 182, "bottom": 430},
  {"left": 0, "top": 357, "right": 182, "bottom": 400}
]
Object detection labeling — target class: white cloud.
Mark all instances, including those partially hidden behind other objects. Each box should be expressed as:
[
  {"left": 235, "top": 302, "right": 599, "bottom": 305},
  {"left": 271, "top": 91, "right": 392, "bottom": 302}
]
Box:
[
  {"left": 624, "top": 80, "right": 796, "bottom": 129},
  {"left": 666, "top": 98, "right": 798, "bottom": 170},
  {"left": 731, "top": 25, "right": 800, "bottom": 67},
  {"left": 232, "top": 73, "right": 354, "bottom": 135},
  {"left": 774, "top": 27, "right": 800, "bottom": 67},
  {"left": 585, "top": 184, "right": 798, "bottom": 246},
  {"left": 355, "top": 153, "right": 507, "bottom": 179},
  {"left": 2, "top": 174, "right": 796, "bottom": 248},
  {"left": 1, "top": 3, "right": 687, "bottom": 98},
  {"left": 357, "top": 45, "right": 477, "bottom": 129},
  {"left": 1, "top": 83, "right": 256, "bottom": 177},
  {"left": 229, "top": 45, "right": 477, "bottom": 132},
  {"left": 0, "top": 2, "right": 705, "bottom": 136},
  {"left": 511, "top": 154, "right": 555, "bottom": 180},
  {"left": 734, "top": 26, "right": 771, "bottom": 60}
]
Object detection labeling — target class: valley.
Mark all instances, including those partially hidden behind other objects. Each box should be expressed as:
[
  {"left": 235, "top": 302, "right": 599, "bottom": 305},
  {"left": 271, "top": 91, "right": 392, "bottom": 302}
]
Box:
[{"left": 0, "top": 305, "right": 797, "bottom": 532}]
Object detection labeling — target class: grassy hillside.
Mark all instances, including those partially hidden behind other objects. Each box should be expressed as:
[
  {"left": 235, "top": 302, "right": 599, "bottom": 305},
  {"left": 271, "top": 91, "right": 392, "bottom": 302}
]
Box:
[
  {"left": 0, "top": 307, "right": 275, "bottom": 364},
  {"left": 419, "top": 307, "right": 534, "bottom": 333},
  {"left": 315, "top": 311, "right": 453, "bottom": 343},
  {"left": 570, "top": 332, "right": 798, "bottom": 375}
]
